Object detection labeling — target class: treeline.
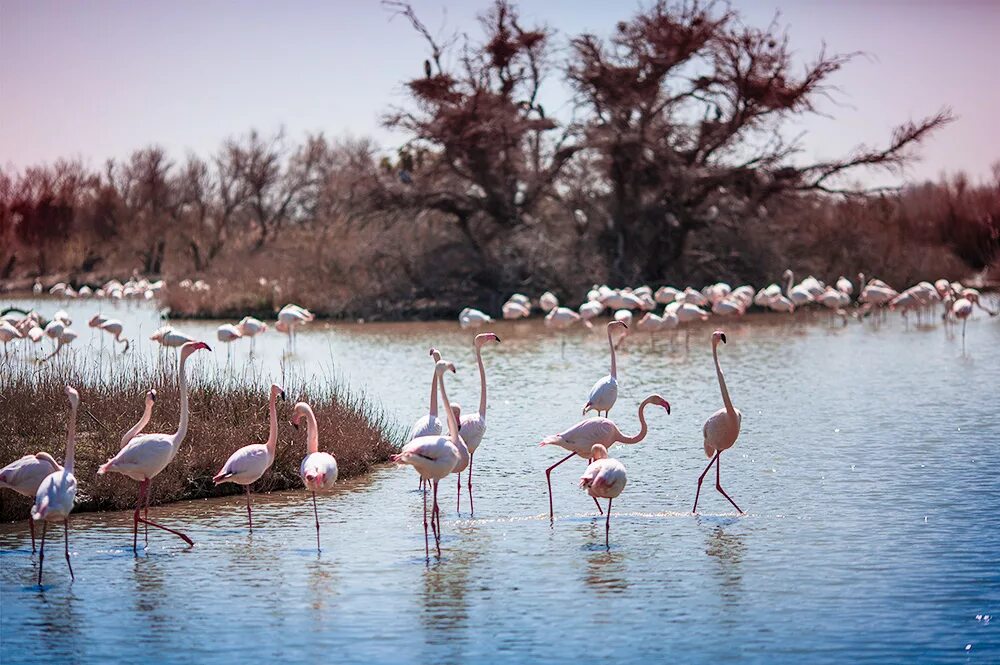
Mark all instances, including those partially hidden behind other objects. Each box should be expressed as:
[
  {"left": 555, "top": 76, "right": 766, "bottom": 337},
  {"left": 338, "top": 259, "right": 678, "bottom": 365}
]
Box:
[{"left": 1, "top": 1, "right": 996, "bottom": 318}]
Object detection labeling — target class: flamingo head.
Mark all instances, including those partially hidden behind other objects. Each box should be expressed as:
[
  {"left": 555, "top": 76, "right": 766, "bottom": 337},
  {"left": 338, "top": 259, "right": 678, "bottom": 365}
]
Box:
[
  {"left": 64, "top": 385, "right": 79, "bottom": 410},
  {"left": 181, "top": 340, "right": 212, "bottom": 356},
  {"left": 712, "top": 330, "right": 727, "bottom": 346},
  {"left": 648, "top": 394, "right": 671, "bottom": 414},
  {"left": 271, "top": 384, "right": 286, "bottom": 401},
  {"left": 451, "top": 404, "right": 462, "bottom": 421},
  {"left": 147, "top": 388, "right": 157, "bottom": 404},
  {"left": 429, "top": 347, "right": 442, "bottom": 362},
  {"left": 782, "top": 269, "right": 793, "bottom": 279},
  {"left": 590, "top": 444, "right": 609, "bottom": 461},
  {"left": 609, "top": 320, "right": 628, "bottom": 331},
  {"left": 434, "top": 360, "right": 457, "bottom": 377},
  {"left": 475, "top": 332, "right": 501, "bottom": 347},
  {"left": 290, "top": 402, "right": 312, "bottom": 429},
  {"left": 88, "top": 314, "right": 104, "bottom": 328}
]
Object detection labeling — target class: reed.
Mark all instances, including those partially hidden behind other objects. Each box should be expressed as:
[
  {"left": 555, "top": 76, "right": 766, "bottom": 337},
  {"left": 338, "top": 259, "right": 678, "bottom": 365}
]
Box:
[{"left": 0, "top": 352, "right": 402, "bottom": 522}]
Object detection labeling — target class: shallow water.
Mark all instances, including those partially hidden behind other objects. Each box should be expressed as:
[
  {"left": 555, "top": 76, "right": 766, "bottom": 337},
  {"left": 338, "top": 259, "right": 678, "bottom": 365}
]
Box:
[{"left": 2, "top": 298, "right": 999, "bottom": 663}]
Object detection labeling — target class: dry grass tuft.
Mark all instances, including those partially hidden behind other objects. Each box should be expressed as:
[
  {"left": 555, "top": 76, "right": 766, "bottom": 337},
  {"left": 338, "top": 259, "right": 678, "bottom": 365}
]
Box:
[{"left": 0, "top": 357, "right": 402, "bottom": 522}]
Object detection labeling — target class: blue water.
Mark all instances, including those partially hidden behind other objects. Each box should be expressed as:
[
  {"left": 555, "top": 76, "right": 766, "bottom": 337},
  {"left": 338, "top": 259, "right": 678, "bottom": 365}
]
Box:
[{"left": 1, "top": 298, "right": 998, "bottom": 663}]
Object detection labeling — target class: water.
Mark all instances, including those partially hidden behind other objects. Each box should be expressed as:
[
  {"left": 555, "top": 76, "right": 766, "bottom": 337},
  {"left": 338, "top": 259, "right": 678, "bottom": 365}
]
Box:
[{"left": 2, "top": 298, "right": 999, "bottom": 663}]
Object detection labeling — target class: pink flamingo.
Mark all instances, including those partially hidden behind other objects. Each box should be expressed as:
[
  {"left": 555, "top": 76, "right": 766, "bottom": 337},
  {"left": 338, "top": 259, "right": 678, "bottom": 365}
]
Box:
[
  {"left": 457, "top": 332, "right": 500, "bottom": 514},
  {"left": 293, "top": 401, "right": 339, "bottom": 551},
  {"left": 579, "top": 444, "right": 627, "bottom": 548},
  {"left": 693, "top": 330, "right": 744, "bottom": 514},
  {"left": 213, "top": 384, "right": 286, "bottom": 532},
  {"left": 583, "top": 321, "right": 627, "bottom": 417},
  {"left": 32, "top": 386, "right": 80, "bottom": 584},
  {"left": 97, "top": 341, "right": 211, "bottom": 552},
  {"left": 540, "top": 394, "right": 670, "bottom": 521},
  {"left": 392, "top": 361, "right": 462, "bottom": 559},
  {"left": 1, "top": 452, "right": 61, "bottom": 553}
]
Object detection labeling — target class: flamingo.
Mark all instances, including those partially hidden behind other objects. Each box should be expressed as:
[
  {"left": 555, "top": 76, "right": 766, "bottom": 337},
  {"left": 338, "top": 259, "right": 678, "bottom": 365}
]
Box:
[
  {"left": 40, "top": 327, "right": 77, "bottom": 363},
  {"left": 278, "top": 305, "right": 313, "bottom": 348},
  {"left": 693, "top": 330, "right": 744, "bottom": 514},
  {"left": 238, "top": 316, "right": 267, "bottom": 352},
  {"left": 502, "top": 301, "right": 531, "bottom": 319},
  {"left": 97, "top": 341, "right": 211, "bottom": 552},
  {"left": 216, "top": 324, "right": 243, "bottom": 359},
  {"left": 539, "top": 291, "right": 559, "bottom": 312},
  {"left": 579, "top": 444, "right": 627, "bottom": 548},
  {"left": 457, "top": 332, "right": 501, "bottom": 514},
  {"left": 293, "top": 401, "right": 339, "bottom": 551},
  {"left": 1, "top": 451, "right": 62, "bottom": 553},
  {"left": 545, "top": 307, "right": 582, "bottom": 354},
  {"left": 409, "top": 348, "right": 444, "bottom": 440},
  {"left": 392, "top": 360, "right": 461, "bottom": 559},
  {"left": 213, "top": 384, "right": 285, "bottom": 532},
  {"left": 459, "top": 307, "right": 493, "bottom": 329},
  {"left": 150, "top": 326, "right": 195, "bottom": 348},
  {"left": 540, "top": 394, "right": 670, "bottom": 521},
  {"left": 583, "top": 321, "right": 627, "bottom": 417},
  {"left": 96, "top": 318, "right": 130, "bottom": 353},
  {"left": 783, "top": 270, "right": 814, "bottom": 307},
  {"left": 32, "top": 386, "right": 80, "bottom": 585},
  {"left": 0, "top": 319, "right": 23, "bottom": 358}
]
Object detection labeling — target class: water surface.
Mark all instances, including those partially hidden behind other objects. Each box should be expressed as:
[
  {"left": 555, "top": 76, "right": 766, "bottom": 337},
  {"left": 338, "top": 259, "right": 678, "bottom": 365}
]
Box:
[{"left": 2, "top": 298, "right": 998, "bottom": 663}]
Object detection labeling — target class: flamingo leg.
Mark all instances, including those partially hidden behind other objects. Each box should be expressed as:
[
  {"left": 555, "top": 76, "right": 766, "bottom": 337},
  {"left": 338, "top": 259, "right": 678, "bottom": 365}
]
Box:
[
  {"left": 693, "top": 452, "right": 719, "bottom": 513},
  {"left": 64, "top": 519, "right": 74, "bottom": 581},
  {"left": 605, "top": 498, "right": 612, "bottom": 549},
  {"left": 592, "top": 495, "right": 605, "bottom": 515},
  {"left": 456, "top": 471, "right": 461, "bottom": 514},
  {"left": 133, "top": 480, "right": 146, "bottom": 553},
  {"left": 467, "top": 452, "right": 474, "bottom": 515},
  {"left": 432, "top": 480, "right": 441, "bottom": 556},
  {"left": 545, "top": 452, "right": 576, "bottom": 522},
  {"left": 245, "top": 485, "right": 253, "bottom": 532},
  {"left": 423, "top": 482, "right": 429, "bottom": 561},
  {"left": 312, "top": 491, "right": 320, "bottom": 552},
  {"left": 37, "top": 522, "right": 47, "bottom": 586},
  {"left": 715, "top": 453, "right": 744, "bottom": 514},
  {"left": 29, "top": 517, "right": 35, "bottom": 553},
  {"left": 136, "top": 479, "right": 194, "bottom": 548},
  {"left": 144, "top": 481, "right": 150, "bottom": 545}
]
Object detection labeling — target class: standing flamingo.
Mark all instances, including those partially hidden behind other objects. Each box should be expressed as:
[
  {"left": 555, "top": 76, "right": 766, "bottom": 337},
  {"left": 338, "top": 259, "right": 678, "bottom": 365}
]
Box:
[
  {"left": 457, "top": 332, "right": 500, "bottom": 514},
  {"left": 583, "top": 321, "right": 627, "bottom": 417},
  {"left": 409, "top": 348, "right": 444, "bottom": 440},
  {"left": 693, "top": 330, "right": 744, "bottom": 514},
  {"left": 293, "top": 402, "right": 339, "bottom": 551},
  {"left": 90, "top": 315, "right": 130, "bottom": 353},
  {"left": 540, "top": 394, "right": 670, "bottom": 521},
  {"left": 97, "top": 341, "right": 211, "bottom": 552},
  {"left": 1, "top": 452, "right": 61, "bottom": 553},
  {"left": 579, "top": 444, "right": 627, "bottom": 548},
  {"left": 32, "top": 386, "right": 80, "bottom": 584},
  {"left": 392, "top": 361, "right": 461, "bottom": 559},
  {"left": 213, "top": 384, "right": 286, "bottom": 532}
]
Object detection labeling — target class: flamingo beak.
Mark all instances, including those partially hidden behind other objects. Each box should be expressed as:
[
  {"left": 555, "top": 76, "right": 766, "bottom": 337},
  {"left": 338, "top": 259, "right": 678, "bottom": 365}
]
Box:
[
  {"left": 494, "top": 334, "right": 501, "bottom": 343},
  {"left": 720, "top": 333, "right": 727, "bottom": 344},
  {"left": 662, "top": 400, "right": 671, "bottom": 414},
  {"left": 279, "top": 391, "right": 286, "bottom": 401},
  {"left": 621, "top": 322, "right": 628, "bottom": 329},
  {"left": 290, "top": 420, "right": 299, "bottom": 430}
]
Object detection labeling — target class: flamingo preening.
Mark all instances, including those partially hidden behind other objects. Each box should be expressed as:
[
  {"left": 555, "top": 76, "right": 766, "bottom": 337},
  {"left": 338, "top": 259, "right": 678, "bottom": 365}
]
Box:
[
  {"left": 1, "top": 452, "right": 61, "bottom": 553},
  {"left": 540, "top": 394, "right": 670, "bottom": 521},
  {"left": 32, "top": 386, "right": 80, "bottom": 585},
  {"left": 393, "top": 360, "right": 462, "bottom": 559},
  {"left": 693, "top": 330, "right": 744, "bottom": 514},
  {"left": 97, "top": 341, "right": 211, "bottom": 552},
  {"left": 457, "top": 332, "right": 500, "bottom": 514},
  {"left": 213, "top": 384, "right": 286, "bottom": 532},
  {"left": 579, "top": 444, "right": 627, "bottom": 548},
  {"left": 583, "top": 321, "right": 627, "bottom": 417},
  {"left": 293, "top": 401, "right": 339, "bottom": 551}
]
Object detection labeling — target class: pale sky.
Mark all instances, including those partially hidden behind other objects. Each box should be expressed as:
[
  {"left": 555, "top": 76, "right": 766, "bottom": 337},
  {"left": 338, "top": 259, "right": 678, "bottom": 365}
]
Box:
[{"left": 1, "top": 0, "right": 998, "bottom": 184}]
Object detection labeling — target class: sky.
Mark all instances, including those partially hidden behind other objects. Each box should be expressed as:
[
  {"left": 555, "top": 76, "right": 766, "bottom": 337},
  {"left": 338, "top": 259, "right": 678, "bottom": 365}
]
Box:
[{"left": 1, "top": 0, "right": 998, "bottom": 184}]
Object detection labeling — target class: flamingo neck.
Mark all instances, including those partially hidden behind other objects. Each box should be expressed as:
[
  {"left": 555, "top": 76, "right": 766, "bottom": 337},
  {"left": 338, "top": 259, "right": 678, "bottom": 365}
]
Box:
[
  {"left": 64, "top": 403, "right": 78, "bottom": 473},
  {"left": 438, "top": 372, "right": 463, "bottom": 452},
  {"left": 265, "top": 391, "right": 279, "bottom": 459},
  {"left": 122, "top": 399, "right": 154, "bottom": 448},
  {"left": 617, "top": 397, "right": 656, "bottom": 444},
  {"left": 713, "top": 341, "right": 736, "bottom": 420},
  {"left": 785, "top": 271, "right": 794, "bottom": 297},
  {"left": 304, "top": 408, "right": 320, "bottom": 455},
  {"left": 608, "top": 326, "right": 618, "bottom": 379},
  {"left": 475, "top": 343, "right": 488, "bottom": 419},
  {"left": 428, "top": 364, "right": 440, "bottom": 418},
  {"left": 173, "top": 351, "right": 192, "bottom": 448}
]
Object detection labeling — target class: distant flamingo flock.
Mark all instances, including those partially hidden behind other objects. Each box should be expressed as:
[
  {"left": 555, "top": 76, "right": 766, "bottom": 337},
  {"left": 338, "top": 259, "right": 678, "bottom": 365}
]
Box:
[{"left": 0, "top": 269, "right": 996, "bottom": 583}]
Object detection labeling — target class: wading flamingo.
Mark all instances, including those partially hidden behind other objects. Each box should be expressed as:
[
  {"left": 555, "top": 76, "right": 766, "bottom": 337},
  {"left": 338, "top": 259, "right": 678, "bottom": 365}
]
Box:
[
  {"left": 293, "top": 402, "right": 339, "bottom": 551},
  {"left": 392, "top": 361, "right": 461, "bottom": 559},
  {"left": 90, "top": 315, "right": 130, "bottom": 353},
  {"left": 213, "top": 384, "right": 286, "bottom": 532},
  {"left": 1, "top": 452, "right": 61, "bottom": 553},
  {"left": 579, "top": 444, "right": 627, "bottom": 548},
  {"left": 583, "top": 321, "right": 627, "bottom": 417},
  {"left": 32, "top": 386, "right": 79, "bottom": 585},
  {"left": 97, "top": 341, "right": 211, "bottom": 552},
  {"left": 693, "top": 330, "right": 744, "bottom": 514},
  {"left": 457, "top": 332, "right": 500, "bottom": 514},
  {"left": 540, "top": 394, "right": 670, "bottom": 521}
]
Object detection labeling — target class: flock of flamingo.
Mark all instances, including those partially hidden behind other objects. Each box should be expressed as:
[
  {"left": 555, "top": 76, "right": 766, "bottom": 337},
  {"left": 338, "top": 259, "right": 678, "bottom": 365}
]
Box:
[{"left": 0, "top": 269, "right": 995, "bottom": 585}]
